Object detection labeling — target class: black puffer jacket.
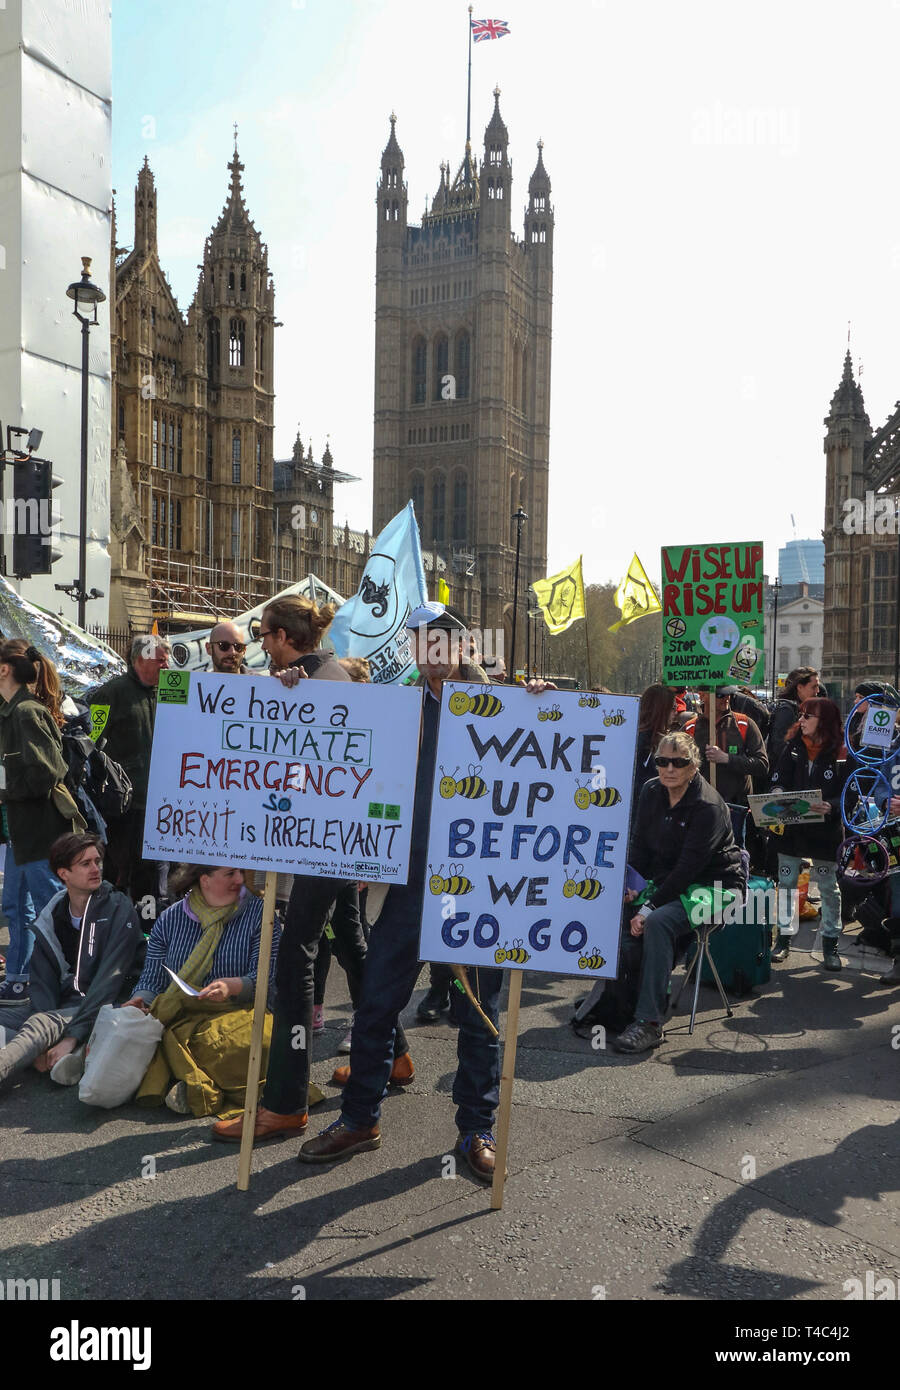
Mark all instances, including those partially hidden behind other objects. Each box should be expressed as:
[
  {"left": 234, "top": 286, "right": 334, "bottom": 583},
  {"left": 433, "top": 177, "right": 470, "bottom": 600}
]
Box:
[
  {"left": 769, "top": 735, "right": 848, "bottom": 859},
  {"left": 629, "top": 773, "right": 744, "bottom": 909}
]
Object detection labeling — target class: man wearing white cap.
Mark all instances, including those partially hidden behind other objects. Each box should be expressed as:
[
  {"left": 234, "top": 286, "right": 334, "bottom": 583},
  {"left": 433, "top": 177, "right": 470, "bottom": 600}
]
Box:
[{"left": 299, "top": 603, "right": 553, "bottom": 1181}]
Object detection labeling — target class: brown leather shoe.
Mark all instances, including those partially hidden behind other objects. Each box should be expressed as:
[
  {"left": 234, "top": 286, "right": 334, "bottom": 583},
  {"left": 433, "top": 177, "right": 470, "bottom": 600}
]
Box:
[
  {"left": 330, "top": 1051, "right": 415, "bottom": 1088},
  {"left": 455, "top": 1131, "right": 503, "bottom": 1184},
  {"left": 298, "top": 1118, "right": 381, "bottom": 1163},
  {"left": 211, "top": 1106, "right": 308, "bottom": 1144}
]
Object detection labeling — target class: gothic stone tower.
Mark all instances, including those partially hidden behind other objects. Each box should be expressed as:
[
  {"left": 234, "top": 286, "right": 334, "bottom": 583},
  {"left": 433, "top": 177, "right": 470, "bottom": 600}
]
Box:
[
  {"left": 821, "top": 349, "right": 900, "bottom": 698},
  {"left": 112, "top": 142, "right": 277, "bottom": 626},
  {"left": 372, "top": 93, "right": 553, "bottom": 667}
]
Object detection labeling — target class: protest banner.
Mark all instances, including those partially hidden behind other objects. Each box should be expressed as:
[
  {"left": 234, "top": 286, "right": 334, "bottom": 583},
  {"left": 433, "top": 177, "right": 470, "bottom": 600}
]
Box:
[
  {"left": 748, "top": 789, "right": 826, "bottom": 828},
  {"left": 660, "top": 541, "right": 765, "bottom": 687},
  {"left": 143, "top": 671, "right": 421, "bottom": 881},
  {"left": 420, "top": 683, "right": 638, "bottom": 1207},
  {"left": 142, "top": 670, "right": 422, "bottom": 1190}
]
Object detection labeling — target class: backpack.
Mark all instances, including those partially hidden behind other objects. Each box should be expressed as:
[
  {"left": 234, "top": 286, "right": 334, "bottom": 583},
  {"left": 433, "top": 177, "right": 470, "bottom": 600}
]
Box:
[{"left": 62, "top": 724, "right": 133, "bottom": 826}]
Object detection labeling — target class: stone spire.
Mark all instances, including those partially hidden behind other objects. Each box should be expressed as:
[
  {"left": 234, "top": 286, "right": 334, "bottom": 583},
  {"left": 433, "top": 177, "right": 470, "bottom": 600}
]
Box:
[{"left": 827, "top": 349, "right": 869, "bottom": 425}]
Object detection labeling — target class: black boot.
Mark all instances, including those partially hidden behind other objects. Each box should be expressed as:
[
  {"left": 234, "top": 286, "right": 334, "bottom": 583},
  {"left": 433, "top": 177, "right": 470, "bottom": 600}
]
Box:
[
  {"left": 822, "top": 937, "right": 842, "bottom": 971},
  {"left": 879, "top": 957, "right": 900, "bottom": 986},
  {"left": 772, "top": 934, "right": 792, "bottom": 963}
]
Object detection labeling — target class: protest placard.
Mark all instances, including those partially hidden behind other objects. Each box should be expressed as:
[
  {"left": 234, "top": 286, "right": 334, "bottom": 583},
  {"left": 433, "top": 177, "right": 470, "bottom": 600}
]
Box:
[
  {"left": 660, "top": 541, "right": 765, "bottom": 687},
  {"left": 142, "top": 670, "right": 422, "bottom": 881},
  {"left": 419, "top": 685, "right": 638, "bottom": 979},
  {"left": 748, "top": 789, "right": 825, "bottom": 828}
]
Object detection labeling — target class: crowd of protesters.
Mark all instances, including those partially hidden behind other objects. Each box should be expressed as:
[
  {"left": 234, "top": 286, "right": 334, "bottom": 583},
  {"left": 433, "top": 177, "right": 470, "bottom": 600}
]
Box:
[{"left": 1, "top": 619, "right": 898, "bottom": 1176}]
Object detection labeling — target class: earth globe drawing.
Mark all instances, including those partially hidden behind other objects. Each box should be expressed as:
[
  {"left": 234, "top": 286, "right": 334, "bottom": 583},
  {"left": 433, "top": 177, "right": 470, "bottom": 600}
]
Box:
[{"left": 699, "top": 616, "right": 740, "bottom": 654}]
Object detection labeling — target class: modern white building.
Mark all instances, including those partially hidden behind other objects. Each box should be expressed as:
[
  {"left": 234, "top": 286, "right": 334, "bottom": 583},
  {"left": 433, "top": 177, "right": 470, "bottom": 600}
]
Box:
[
  {"left": 764, "top": 584, "right": 824, "bottom": 681},
  {"left": 0, "top": 0, "right": 112, "bottom": 624}
]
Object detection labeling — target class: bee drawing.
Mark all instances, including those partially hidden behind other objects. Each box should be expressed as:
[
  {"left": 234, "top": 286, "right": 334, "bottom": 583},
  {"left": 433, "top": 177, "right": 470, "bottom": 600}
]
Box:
[
  {"left": 538, "top": 704, "right": 563, "bottom": 722},
  {"left": 603, "top": 709, "right": 626, "bottom": 727},
  {"left": 578, "top": 949, "right": 606, "bottom": 971},
  {"left": 495, "top": 939, "right": 531, "bottom": 966},
  {"left": 562, "top": 868, "right": 604, "bottom": 900},
  {"left": 579, "top": 694, "right": 601, "bottom": 708},
  {"left": 574, "top": 782, "right": 622, "bottom": 810},
  {"left": 448, "top": 688, "right": 504, "bottom": 718},
  {"left": 428, "top": 863, "right": 475, "bottom": 896},
  {"left": 439, "top": 764, "right": 488, "bottom": 800}
]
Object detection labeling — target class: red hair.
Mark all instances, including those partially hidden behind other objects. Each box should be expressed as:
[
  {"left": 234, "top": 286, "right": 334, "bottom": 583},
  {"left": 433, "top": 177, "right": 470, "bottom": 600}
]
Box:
[{"left": 787, "top": 697, "right": 844, "bottom": 756}]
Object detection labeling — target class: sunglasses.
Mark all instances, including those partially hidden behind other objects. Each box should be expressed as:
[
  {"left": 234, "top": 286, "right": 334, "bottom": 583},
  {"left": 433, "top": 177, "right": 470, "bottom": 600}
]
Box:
[
  {"left": 258, "top": 628, "right": 276, "bottom": 639},
  {"left": 799, "top": 712, "right": 816, "bottom": 720},
  {"left": 655, "top": 756, "right": 691, "bottom": 768},
  {"left": 215, "top": 641, "right": 246, "bottom": 653}
]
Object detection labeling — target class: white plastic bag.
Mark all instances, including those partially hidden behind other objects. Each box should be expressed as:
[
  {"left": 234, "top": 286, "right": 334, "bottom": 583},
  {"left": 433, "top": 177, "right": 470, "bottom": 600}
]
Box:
[{"left": 78, "top": 1004, "right": 164, "bottom": 1109}]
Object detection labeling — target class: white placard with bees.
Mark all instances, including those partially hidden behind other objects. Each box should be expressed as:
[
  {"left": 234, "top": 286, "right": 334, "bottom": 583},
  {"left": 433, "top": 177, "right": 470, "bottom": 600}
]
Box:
[{"left": 419, "top": 683, "right": 639, "bottom": 978}]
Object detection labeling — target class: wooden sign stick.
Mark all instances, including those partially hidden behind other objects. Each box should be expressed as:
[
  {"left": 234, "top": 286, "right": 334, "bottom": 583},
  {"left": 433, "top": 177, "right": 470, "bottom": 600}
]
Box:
[
  {"left": 237, "top": 870, "right": 278, "bottom": 1192},
  {"left": 707, "top": 689, "right": 717, "bottom": 792},
  {"left": 490, "top": 969, "right": 524, "bottom": 1211}
]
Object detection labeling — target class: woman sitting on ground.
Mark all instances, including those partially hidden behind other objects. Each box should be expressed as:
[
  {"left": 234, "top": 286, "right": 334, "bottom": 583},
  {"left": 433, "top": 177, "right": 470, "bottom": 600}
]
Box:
[{"left": 121, "top": 862, "right": 286, "bottom": 1117}]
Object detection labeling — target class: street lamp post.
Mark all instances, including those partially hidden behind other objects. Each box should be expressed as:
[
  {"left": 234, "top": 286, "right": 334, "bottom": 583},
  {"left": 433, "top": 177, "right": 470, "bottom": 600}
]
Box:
[
  {"left": 770, "top": 577, "right": 782, "bottom": 703},
  {"left": 65, "top": 256, "right": 106, "bottom": 629},
  {"left": 509, "top": 506, "right": 528, "bottom": 683}
]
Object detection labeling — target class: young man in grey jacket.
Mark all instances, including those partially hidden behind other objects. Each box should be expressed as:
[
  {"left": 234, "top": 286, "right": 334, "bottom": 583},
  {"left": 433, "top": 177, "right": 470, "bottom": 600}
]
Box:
[{"left": 0, "top": 832, "right": 145, "bottom": 1088}]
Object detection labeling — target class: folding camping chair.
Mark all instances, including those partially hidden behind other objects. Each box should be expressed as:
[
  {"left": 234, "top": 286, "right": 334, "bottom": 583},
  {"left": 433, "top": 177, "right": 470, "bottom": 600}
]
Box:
[{"left": 670, "top": 803, "right": 750, "bottom": 1034}]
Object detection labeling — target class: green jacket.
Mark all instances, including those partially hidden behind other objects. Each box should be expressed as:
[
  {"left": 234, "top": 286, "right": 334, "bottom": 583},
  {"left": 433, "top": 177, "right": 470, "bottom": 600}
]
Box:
[
  {"left": 86, "top": 668, "right": 157, "bottom": 807},
  {"left": 0, "top": 686, "right": 76, "bottom": 865}
]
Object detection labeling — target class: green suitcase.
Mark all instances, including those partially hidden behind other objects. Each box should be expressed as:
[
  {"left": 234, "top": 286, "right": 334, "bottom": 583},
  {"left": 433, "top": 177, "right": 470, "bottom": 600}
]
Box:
[{"left": 692, "top": 875, "right": 774, "bottom": 996}]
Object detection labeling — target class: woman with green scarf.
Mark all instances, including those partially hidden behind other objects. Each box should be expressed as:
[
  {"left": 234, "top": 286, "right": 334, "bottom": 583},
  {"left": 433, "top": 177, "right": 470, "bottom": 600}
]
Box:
[{"left": 121, "top": 863, "right": 290, "bottom": 1117}]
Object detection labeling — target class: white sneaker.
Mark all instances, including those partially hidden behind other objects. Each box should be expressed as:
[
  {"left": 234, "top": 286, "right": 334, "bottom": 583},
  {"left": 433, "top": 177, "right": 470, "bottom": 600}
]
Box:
[
  {"left": 50, "top": 1047, "right": 85, "bottom": 1086},
  {"left": 337, "top": 1018, "right": 353, "bottom": 1055}
]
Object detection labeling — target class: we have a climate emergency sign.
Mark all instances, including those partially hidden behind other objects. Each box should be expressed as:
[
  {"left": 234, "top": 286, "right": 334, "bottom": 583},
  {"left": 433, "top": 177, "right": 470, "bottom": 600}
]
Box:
[{"left": 661, "top": 541, "right": 765, "bottom": 687}]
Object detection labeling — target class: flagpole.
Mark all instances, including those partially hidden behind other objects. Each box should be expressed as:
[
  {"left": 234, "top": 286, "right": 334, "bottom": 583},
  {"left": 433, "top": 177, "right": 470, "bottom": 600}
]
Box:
[{"left": 467, "top": 5, "right": 473, "bottom": 148}]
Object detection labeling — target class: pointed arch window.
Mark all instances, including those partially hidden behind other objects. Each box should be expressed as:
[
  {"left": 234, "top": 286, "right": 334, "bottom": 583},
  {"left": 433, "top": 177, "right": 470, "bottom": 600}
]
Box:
[
  {"left": 410, "top": 472, "right": 424, "bottom": 520},
  {"left": 256, "top": 434, "right": 263, "bottom": 486},
  {"left": 383, "top": 200, "right": 391, "bottom": 221},
  {"left": 432, "top": 472, "right": 446, "bottom": 543},
  {"left": 240, "top": 269, "right": 246, "bottom": 292},
  {"left": 533, "top": 194, "right": 546, "bottom": 212},
  {"left": 452, "top": 470, "right": 468, "bottom": 543},
  {"left": 521, "top": 347, "right": 528, "bottom": 416},
  {"left": 229, "top": 318, "right": 245, "bottom": 367},
  {"left": 455, "top": 331, "right": 470, "bottom": 400},
  {"left": 206, "top": 433, "right": 214, "bottom": 481},
  {"left": 489, "top": 144, "right": 502, "bottom": 166},
  {"left": 232, "top": 431, "right": 242, "bottom": 484},
  {"left": 412, "top": 336, "right": 427, "bottom": 404},
  {"left": 228, "top": 269, "right": 235, "bottom": 291},
  {"left": 434, "top": 336, "right": 449, "bottom": 400},
  {"left": 208, "top": 317, "right": 220, "bottom": 376}
]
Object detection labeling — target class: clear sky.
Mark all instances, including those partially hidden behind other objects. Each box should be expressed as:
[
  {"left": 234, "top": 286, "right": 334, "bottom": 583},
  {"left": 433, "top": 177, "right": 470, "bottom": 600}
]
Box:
[{"left": 111, "top": 0, "right": 900, "bottom": 590}]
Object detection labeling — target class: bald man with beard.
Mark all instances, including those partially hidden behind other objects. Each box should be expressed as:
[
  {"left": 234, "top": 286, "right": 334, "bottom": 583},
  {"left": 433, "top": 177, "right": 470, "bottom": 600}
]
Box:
[{"left": 205, "top": 621, "right": 249, "bottom": 675}]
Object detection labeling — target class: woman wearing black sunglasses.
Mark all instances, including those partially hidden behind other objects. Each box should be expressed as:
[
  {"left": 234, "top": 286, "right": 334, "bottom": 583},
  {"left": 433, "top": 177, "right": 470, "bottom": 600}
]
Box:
[{"left": 611, "top": 730, "right": 743, "bottom": 1054}]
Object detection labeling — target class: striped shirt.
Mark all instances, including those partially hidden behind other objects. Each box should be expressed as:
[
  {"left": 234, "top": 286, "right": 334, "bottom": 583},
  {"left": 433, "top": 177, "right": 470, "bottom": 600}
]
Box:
[{"left": 135, "top": 893, "right": 278, "bottom": 1005}]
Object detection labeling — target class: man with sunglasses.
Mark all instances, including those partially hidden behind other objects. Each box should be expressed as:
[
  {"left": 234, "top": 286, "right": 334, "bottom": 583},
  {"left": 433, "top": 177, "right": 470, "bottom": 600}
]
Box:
[{"left": 205, "top": 621, "right": 250, "bottom": 675}]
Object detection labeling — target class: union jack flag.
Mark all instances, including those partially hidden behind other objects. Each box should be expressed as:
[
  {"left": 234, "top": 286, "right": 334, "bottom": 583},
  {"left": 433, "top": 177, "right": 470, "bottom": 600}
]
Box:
[{"left": 471, "top": 18, "right": 511, "bottom": 42}]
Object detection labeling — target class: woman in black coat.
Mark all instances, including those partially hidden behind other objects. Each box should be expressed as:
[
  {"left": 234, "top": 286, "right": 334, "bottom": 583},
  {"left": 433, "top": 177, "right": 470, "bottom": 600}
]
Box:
[
  {"left": 766, "top": 666, "right": 820, "bottom": 772},
  {"left": 769, "top": 697, "right": 847, "bottom": 968}
]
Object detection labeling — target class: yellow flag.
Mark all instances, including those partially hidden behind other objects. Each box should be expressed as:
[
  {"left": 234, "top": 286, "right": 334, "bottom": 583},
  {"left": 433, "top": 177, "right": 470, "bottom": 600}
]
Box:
[
  {"left": 532, "top": 556, "right": 585, "bottom": 635},
  {"left": 608, "top": 552, "right": 661, "bottom": 633},
  {"left": 437, "top": 576, "right": 450, "bottom": 604}
]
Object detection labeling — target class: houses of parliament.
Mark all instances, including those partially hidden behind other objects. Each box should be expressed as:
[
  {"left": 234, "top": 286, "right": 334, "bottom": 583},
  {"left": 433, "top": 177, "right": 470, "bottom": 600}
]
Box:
[{"left": 110, "top": 93, "right": 553, "bottom": 665}]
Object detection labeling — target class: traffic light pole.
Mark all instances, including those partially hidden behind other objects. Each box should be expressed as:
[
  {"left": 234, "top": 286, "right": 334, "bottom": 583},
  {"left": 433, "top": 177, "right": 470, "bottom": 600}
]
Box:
[{"left": 77, "top": 314, "right": 90, "bottom": 629}]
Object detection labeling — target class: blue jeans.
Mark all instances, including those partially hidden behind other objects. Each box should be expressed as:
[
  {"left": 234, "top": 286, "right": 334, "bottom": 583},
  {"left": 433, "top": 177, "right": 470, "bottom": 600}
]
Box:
[
  {"left": 2, "top": 853, "right": 36, "bottom": 981},
  {"left": 633, "top": 899, "right": 694, "bottom": 1024},
  {"left": 341, "top": 881, "right": 503, "bottom": 1135},
  {"left": 777, "top": 855, "right": 841, "bottom": 939}
]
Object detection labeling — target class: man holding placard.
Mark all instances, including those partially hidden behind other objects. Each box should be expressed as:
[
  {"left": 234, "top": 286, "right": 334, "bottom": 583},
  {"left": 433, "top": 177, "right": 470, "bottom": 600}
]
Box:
[{"left": 299, "top": 603, "right": 554, "bottom": 1182}]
